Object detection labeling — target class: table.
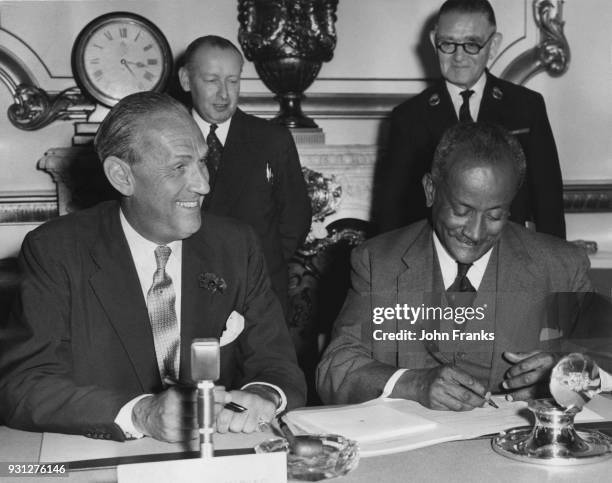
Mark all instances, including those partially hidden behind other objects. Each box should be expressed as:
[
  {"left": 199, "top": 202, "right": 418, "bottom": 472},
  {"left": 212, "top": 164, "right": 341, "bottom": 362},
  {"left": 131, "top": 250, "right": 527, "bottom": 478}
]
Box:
[{"left": 1, "top": 423, "right": 611, "bottom": 483}]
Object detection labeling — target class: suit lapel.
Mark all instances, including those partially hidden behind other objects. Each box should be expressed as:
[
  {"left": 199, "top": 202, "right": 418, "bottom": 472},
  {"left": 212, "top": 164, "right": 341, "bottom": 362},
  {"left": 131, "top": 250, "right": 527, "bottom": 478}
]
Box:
[
  {"left": 477, "top": 72, "right": 504, "bottom": 125},
  {"left": 206, "top": 109, "right": 259, "bottom": 214},
  {"left": 425, "top": 80, "right": 457, "bottom": 140},
  {"left": 88, "top": 205, "right": 160, "bottom": 391},
  {"left": 398, "top": 222, "right": 436, "bottom": 293},
  {"left": 179, "top": 223, "right": 227, "bottom": 379},
  {"left": 489, "top": 224, "right": 541, "bottom": 385}
]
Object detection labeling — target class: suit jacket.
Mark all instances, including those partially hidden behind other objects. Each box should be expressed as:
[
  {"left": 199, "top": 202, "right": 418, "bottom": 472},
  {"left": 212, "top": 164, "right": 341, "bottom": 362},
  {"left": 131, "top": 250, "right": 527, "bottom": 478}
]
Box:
[
  {"left": 317, "top": 220, "right": 593, "bottom": 405},
  {"left": 0, "top": 201, "right": 305, "bottom": 439},
  {"left": 203, "top": 108, "right": 312, "bottom": 311},
  {"left": 375, "top": 72, "right": 565, "bottom": 239}
]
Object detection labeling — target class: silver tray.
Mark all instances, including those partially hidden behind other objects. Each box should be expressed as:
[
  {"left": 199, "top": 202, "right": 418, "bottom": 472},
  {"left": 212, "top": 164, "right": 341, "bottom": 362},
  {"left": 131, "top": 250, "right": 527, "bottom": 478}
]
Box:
[{"left": 492, "top": 427, "right": 612, "bottom": 466}]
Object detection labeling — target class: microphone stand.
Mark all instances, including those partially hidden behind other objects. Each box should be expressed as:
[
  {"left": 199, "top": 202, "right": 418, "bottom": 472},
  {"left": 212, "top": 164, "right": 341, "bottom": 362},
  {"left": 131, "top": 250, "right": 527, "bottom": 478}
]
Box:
[{"left": 197, "top": 379, "right": 215, "bottom": 458}]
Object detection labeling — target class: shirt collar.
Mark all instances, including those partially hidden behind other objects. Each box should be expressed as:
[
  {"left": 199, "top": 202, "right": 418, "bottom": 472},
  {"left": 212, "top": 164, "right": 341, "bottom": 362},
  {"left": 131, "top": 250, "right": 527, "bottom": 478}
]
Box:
[
  {"left": 432, "top": 229, "right": 493, "bottom": 290},
  {"left": 445, "top": 71, "right": 487, "bottom": 99},
  {"left": 445, "top": 72, "right": 487, "bottom": 120},
  {"left": 192, "top": 109, "right": 232, "bottom": 146},
  {"left": 119, "top": 207, "right": 182, "bottom": 264}
]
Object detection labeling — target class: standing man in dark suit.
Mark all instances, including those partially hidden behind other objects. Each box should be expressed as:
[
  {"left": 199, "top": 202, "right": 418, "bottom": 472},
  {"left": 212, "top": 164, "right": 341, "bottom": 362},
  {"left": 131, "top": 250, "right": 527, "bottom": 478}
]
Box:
[
  {"left": 318, "top": 123, "right": 596, "bottom": 409},
  {"left": 178, "top": 35, "right": 311, "bottom": 314},
  {"left": 0, "top": 92, "right": 305, "bottom": 441},
  {"left": 376, "top": 0, "right": 565, "bottom": 238}
]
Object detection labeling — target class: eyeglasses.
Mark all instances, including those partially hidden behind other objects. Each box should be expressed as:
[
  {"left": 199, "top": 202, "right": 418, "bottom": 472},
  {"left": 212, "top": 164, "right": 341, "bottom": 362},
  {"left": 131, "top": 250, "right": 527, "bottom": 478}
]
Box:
[{"left": 436, "top": 31, "right": 496, "bottom": 55}]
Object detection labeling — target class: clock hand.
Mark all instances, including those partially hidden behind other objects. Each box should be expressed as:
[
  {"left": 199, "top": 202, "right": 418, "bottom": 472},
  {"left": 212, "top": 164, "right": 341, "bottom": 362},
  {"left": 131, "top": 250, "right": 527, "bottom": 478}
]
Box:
[
  {"left": 120, "top": 58, "right": 137, "bottom": 77},
  {"left": 124, "top": 60, "right": 146, "bottom": 68}
]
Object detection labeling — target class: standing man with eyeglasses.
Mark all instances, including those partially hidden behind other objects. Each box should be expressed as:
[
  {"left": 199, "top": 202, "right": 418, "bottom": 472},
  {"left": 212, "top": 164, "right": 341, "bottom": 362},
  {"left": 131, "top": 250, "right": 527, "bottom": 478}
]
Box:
[{"left": 374, "top": 0, "right": 565, "bottom": 239}]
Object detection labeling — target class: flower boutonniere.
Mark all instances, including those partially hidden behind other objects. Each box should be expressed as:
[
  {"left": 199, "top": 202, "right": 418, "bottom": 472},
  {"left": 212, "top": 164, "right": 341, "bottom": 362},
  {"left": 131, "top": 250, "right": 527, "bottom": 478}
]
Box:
[{"left": 199, "top": 272, "right": 227, "bottom": 294}]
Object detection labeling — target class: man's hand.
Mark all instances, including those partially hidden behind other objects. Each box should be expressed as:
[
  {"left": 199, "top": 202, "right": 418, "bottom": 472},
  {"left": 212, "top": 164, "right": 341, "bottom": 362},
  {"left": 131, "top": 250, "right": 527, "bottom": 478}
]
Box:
[
  {"left": 392, "top": 365, "right": 487, "bottom": 411},
  {"left": 131, "top": 386, "right": 197, "bottom": 442},
  {"left": 215, "top": 389, "right": 277, "bottom": 434},
  {"left": 131, "top": 386, "right": 229, "bottom": 442},
  {"left": 502, "top": 351, "right": 558, "bottom": 401}
]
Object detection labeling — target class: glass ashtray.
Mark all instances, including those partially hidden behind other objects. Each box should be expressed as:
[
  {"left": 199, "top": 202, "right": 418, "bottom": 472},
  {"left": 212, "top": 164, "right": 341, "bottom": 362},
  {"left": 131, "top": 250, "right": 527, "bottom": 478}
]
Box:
[{"left": 255, "top": 434, "right": 359, "bottom": 481}]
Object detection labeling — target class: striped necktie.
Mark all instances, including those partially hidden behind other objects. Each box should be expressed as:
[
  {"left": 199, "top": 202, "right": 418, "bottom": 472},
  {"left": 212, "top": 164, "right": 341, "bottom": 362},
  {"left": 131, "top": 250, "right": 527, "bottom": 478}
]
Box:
[{"left": 147, "top": 245, "right": 180, "bottom": 382}]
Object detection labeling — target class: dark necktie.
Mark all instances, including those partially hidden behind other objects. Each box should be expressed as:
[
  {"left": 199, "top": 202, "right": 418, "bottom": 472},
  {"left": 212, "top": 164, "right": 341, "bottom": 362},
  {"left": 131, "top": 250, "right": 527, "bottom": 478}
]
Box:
[
  {"left": 147, "top": 246, "right": 180, "bottom": 382},
  {"left": 459, "top": 90, "right": 474, "bottom": 122},
  {"left": 447, "top": 261, "right": 476, "bottom": 308},
  {"left": 206, "top": 124, "right": 223, "bottom": 189}
]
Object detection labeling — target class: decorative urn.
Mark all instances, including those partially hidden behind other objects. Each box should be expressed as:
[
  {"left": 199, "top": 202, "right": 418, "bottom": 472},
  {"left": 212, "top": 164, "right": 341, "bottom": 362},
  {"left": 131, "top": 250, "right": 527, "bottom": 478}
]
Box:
[{"left": 238, "top": 0, "right": 338, "bottom": 128}]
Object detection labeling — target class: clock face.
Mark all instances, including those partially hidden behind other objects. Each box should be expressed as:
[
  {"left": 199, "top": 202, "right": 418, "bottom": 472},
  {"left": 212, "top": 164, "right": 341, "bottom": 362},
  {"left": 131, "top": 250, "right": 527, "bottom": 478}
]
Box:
[{"left": 72, "top": 12, "right": 173, "bottom": 107}]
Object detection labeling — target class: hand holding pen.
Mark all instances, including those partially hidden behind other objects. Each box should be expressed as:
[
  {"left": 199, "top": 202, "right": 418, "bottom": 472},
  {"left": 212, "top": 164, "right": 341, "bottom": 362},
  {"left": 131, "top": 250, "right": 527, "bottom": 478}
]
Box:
[{"left": 391, "top": 364, "right": 497, "bottom": 411}]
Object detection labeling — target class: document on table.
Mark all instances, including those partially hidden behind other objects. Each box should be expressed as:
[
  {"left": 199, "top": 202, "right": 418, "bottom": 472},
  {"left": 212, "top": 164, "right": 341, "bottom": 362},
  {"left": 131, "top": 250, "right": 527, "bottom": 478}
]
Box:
[
  {"left": 39, "top": 431, "right": 270, "bottom": 465},
  {"left": 286, "top": 395, "right": 608, "bottom": 457}
]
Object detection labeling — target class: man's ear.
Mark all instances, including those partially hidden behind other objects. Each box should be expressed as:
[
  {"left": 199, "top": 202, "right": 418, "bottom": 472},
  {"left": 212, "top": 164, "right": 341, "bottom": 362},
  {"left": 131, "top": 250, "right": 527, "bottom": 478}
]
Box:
[
  {"left": 178, "top": 66, "right": 191, "bottom": 92},
  {"left": 429, "top": 29, "right": 437, "bottom": 51},
  {"left": 103, "top": 156, "right": 134, "bottom": 197},
  {"left": 422, "top": 173, "right": 436, "bottom": 208},
  {"left": 488, "top": 32, "right": 503, "bottom": 62}
]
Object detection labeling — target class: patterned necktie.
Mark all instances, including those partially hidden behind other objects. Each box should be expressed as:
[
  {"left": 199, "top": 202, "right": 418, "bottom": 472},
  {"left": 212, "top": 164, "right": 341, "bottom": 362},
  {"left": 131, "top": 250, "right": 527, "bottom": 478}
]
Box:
[
  {"left": 447, "top": 262, "right": 477, "bottom": 308},
  {"left": 459, "top": 90, "right": 474, "bottom": 122},
  {"left": 206, "top": 124, "right": 223, "bottom": 189},
  {"left": 147, "top": 246, "right": 180, "bottom": 382}
]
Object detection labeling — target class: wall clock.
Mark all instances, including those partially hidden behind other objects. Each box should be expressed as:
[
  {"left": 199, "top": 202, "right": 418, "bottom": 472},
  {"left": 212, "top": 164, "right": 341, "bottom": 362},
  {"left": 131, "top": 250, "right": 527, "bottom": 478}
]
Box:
[{"left": 71, "top": 12, "right": 173, "bottom": 107}]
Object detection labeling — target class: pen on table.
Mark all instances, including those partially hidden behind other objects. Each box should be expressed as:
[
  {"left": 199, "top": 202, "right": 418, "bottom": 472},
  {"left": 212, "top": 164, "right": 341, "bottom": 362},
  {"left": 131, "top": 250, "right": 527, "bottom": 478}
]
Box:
[
  {"left": 424, "top": 346, "right": 499, "bottom": 408},
  {"left": 163, "top": 377, "right": 247, "bottom": 412}
]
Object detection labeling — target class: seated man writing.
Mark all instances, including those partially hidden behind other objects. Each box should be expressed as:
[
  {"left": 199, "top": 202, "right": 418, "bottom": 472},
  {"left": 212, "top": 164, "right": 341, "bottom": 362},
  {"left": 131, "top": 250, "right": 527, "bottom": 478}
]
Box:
[
  {"left": 317, "top": 122, "right": 606, "bottom": 410},
  {"left": 0, "top": 92, "right": 305, "bottom": 441}
]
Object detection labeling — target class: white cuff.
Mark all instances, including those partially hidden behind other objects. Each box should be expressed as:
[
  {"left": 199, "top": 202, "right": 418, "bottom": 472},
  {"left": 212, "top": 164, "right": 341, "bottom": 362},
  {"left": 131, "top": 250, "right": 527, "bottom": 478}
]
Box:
[
  {"left": 241, "top": 382, "right": 287, "bottom": 414},
  {"left": 600, "top": 369, "right": 612, "bottom": 392},
  {"left": 381, "top": 369, "right": 409, "bottom": 398},
  {"left": 114, "top": 394, "right": 152, "bottom": 439}
]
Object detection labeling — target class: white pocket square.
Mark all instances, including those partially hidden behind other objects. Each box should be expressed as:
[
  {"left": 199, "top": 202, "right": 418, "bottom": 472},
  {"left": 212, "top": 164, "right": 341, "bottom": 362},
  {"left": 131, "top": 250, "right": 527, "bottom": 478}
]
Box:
[{"left": 220, "top": 311, "right": 245, "bottom": 347}]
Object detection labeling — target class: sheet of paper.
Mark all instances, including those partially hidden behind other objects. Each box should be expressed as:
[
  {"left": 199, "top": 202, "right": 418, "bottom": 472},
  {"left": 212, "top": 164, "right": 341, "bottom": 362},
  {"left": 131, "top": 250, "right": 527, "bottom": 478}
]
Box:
[
  {"left": 118, "top": 453, "right": 286, "bottom": 483},
  {"left": 287, "top": 402, "right": 437, "bottom": 443},
  {"left": 287, "top": 395, "right": 608, "bottom": 458},
  {"left": 39, "top": 431, "right": 270, "bottom": 464}
]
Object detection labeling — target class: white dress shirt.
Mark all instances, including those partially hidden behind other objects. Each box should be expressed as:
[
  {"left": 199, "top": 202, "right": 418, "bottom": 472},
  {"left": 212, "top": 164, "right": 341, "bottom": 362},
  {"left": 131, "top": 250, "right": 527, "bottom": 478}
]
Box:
[
  {"left": 192, "top": 110, "right": 231, "bottom": 146},
  {"left": 381, "top": 232, "right": 493, "bottom": 397},
  {"left": 446, "top": 72, "right": 487, "bottom": 122},
  {"left": 433, "top": 231, "right": 493, "bottom": 291}
]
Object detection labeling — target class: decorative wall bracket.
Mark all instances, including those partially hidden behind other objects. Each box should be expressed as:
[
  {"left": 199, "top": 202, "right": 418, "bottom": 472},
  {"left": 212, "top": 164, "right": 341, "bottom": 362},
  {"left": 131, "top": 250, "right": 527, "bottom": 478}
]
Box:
[
  {"left": 7, "top": 84, "right": 95, "bottom": 131},
  {"left": 501, "top": 0, "right": 570, "bottom": 85}
]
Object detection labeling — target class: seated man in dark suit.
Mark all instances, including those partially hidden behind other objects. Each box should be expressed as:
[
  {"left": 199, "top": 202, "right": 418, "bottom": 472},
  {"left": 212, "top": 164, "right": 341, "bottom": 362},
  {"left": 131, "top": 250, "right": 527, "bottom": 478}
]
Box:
[
  {"left": 375, "top": 0, "right": 565, "bottom": 238},
  {"left": 0, "top": 92, "right": 305, "bottom": 441},
  {"left": 318, "top": 123, "right": 601, "bottom": 410}
]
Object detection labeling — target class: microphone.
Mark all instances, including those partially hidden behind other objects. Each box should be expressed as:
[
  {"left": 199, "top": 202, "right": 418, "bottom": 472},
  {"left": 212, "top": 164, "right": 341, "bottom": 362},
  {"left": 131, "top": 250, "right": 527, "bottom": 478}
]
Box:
[{"left": 190, "top": 338, "right": 220, "bottom": 458}]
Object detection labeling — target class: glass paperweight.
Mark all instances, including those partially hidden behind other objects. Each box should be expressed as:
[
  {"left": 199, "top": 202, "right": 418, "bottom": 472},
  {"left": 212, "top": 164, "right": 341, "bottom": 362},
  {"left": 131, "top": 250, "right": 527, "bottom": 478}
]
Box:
[{"left": 255, "top": 434, "right": 359, "bottom": 481}]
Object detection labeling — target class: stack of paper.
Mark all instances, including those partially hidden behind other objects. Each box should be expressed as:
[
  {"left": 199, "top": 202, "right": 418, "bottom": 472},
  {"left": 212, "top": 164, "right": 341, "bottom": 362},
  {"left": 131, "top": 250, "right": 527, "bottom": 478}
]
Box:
[
  {"left": 286, "top": 396, "right": 606, "bottom": 457},
  {"left": 288, "top": 403, "right": 437, "bottom": 443}
]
